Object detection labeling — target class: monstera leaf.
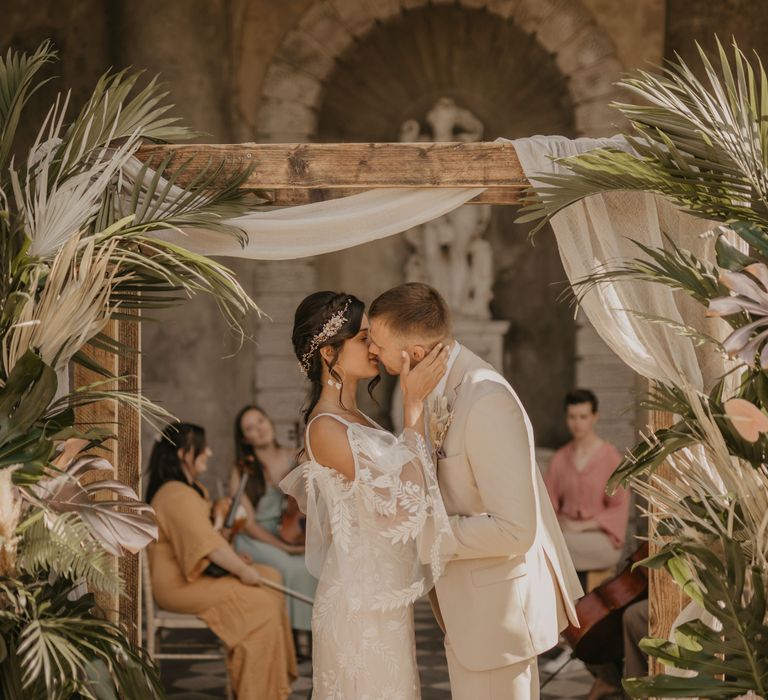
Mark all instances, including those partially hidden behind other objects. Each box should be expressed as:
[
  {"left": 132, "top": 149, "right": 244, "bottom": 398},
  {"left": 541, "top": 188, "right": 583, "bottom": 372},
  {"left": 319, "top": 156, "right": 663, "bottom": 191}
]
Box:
[
  {"left": 30, "top": 454, "right": 157, "bottom": 556},
  {"left": 0, "top": 351, "right": 58, "bottom": 479},
  {"left": 0, "top": 351, "right": 57, "bottom": 446},
  {"left": 625, "top": 538, "right": 768, "bottom": 698}
]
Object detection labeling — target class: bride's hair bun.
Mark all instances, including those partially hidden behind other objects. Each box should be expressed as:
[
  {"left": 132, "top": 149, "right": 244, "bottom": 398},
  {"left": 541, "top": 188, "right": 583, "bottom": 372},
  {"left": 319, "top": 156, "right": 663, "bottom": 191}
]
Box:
[{"left": 292, "top": 291, "right": 365, "bottom": 422}]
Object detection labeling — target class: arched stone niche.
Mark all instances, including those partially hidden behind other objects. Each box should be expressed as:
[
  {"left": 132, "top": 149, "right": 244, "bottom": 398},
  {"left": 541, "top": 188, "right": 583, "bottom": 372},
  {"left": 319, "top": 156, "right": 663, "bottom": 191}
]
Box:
[
  {"left": 243, "top": 0, "right": 637, "bottom": 450},
  {"left": 253, "top": 0, "right": 625, "bottom": 143}
]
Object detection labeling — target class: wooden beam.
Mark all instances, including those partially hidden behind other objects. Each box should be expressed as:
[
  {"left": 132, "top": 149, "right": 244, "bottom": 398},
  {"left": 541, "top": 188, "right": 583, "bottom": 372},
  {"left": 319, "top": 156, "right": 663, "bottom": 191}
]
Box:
[{"left": 136, "top": 142, "right": 529, "bottom": 205}]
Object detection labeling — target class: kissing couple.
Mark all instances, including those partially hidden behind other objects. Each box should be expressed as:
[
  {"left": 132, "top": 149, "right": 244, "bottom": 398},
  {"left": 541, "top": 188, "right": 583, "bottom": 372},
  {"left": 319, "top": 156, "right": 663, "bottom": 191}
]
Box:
[{"left": 280, "top": 283, "right": 583, "bottom": 700}]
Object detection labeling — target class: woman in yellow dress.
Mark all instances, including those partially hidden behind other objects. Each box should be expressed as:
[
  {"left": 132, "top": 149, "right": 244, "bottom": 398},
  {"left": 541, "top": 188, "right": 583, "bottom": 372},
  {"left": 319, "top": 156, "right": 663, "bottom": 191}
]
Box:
[{"left": 146, "top": 421, "right": 297, "bottom": 700}]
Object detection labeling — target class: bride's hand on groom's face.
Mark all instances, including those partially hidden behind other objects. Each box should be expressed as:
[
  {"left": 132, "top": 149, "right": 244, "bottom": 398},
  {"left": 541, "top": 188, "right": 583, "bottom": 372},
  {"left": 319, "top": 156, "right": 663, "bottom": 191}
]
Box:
[{"left": 400, "top": 343, "right": 450, "bottom": 404}]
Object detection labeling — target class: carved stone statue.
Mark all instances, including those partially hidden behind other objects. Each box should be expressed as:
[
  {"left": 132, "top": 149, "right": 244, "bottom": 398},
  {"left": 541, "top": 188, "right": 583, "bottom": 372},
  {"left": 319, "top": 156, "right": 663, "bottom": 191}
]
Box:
[{"left": 401, "top": 98, "right": 493, "bottom": 319}]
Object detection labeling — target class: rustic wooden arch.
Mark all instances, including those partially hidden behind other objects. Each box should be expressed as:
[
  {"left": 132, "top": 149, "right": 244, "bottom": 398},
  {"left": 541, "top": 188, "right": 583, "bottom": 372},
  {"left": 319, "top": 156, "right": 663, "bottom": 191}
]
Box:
[
  {"left": 235, "top": 0, "right": 625, "bottom": 143},
  {"left": 100, "top": 139, "right": 676, "bottom": 687}
]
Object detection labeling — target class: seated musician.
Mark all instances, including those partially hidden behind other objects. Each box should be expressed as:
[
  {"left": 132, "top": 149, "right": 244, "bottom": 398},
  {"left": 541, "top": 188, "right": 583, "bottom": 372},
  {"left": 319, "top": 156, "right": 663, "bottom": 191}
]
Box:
[
  {"left": 544, "top": 388, "right": 631, "bottom": 589},
  {"left": 229, "top": 405, "right": 317, "bottom": 657},
  {"left": 146, "top": 421, "right": 297, "bottom": 700}
]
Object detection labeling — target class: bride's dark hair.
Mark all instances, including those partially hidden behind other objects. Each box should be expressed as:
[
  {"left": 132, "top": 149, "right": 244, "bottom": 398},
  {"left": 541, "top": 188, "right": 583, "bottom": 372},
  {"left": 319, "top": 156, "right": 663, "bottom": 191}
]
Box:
[{"left": 292, "top": 291, "right": 378, "bottom": 423}]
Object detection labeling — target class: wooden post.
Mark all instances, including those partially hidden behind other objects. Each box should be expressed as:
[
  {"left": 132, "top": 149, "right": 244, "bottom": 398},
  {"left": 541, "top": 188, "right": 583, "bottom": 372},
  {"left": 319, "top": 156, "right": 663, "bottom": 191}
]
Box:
[
  {"left": 646, "top": 407, "right": 687, "bottom": 683},
  {"left": 117, "top": 315, "right": 142, "bottom": 645},
  {"left": 73, "top": 316, "right": 142, "bottom": 644}
]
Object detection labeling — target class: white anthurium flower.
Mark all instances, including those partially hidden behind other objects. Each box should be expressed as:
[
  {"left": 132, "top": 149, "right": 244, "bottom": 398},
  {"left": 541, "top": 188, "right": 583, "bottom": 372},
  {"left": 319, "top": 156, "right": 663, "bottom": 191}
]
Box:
[{"left": 708, "top": 263, "right": 768, "bottom": 367}]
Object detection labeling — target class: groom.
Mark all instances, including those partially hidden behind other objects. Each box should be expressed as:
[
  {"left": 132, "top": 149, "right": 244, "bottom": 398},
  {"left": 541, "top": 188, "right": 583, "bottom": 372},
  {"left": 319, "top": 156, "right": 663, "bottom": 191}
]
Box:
[{"left": 368, "top": 283, "right": 583, "bottom": 700}]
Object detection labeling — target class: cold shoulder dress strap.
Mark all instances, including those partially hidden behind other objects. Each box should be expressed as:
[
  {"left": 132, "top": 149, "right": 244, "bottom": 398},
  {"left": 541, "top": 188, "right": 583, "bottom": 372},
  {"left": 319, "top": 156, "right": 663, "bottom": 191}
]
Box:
[{"left": 304, "top": 412, "right": 352, "bottom": 463}]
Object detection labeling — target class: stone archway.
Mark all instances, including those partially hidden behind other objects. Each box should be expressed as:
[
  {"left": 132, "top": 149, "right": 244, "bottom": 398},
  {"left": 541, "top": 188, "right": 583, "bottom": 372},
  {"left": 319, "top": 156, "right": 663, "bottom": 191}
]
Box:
[
  {"left": 238, "top": 0, "right": 637, "bottom": 452},
  {"left": 250, "top": 0, "right": 625, "bottom": 143}
]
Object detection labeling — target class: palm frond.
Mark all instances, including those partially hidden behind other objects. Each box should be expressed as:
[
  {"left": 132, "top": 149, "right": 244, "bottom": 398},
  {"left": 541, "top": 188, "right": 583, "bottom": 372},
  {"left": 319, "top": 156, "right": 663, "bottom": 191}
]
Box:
[
  {"left": 573, "top": 236, "right": 723, "bottom": 307},
  {"left": 106, "top": 234, "right": 261, "bottom": 340},
  {"left": 518, "top": 38, "right": 768, "bottom": 239},
  {"left": 1, "top": 235, "right": 122, "bottom": 376},
  {"left": 58, "top": 69, "right": 192, "bottom": 180},
  {"left": 46, "top": 385, "right": 172, "bottom": 430},
  {"left": 0, "top": 41, "right": 57, "bottom": 174},
  {"left": 28, "top": 453, "right": 157, "bottom": 557},
  {"left": 11, "top": 114, "right": 142, "bottom": 259},
  {"left": 626, "top": 310, "right": 724, "bottom": 349},
  {"left": 115, "top": 153, "right": 254, "bottom": 238},
  {"left": 16, "top": 514, "right": 120, "bottom": 595},
  {"left": 0, "top": 577, "right": 164, "bottom": 698}
]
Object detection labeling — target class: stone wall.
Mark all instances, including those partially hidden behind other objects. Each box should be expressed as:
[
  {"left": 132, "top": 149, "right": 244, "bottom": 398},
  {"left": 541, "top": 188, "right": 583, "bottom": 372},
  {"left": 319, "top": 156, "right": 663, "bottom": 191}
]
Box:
[{"left": 666, "top": 0, "right": 768, "bottom": 66}]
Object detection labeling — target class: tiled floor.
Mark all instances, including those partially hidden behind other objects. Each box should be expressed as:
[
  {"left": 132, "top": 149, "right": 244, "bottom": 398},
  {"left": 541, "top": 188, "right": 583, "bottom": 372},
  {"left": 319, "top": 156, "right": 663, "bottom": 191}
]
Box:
[{"left": 157, "top": 600, "right": 596, "bottom": 699}]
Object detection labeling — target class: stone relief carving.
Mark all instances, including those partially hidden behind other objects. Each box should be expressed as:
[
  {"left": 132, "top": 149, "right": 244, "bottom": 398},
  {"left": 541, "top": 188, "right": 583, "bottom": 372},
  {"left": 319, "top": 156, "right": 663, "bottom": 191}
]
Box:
[{"left": 401, "top": 98, "right": 493, "bottom": 319}]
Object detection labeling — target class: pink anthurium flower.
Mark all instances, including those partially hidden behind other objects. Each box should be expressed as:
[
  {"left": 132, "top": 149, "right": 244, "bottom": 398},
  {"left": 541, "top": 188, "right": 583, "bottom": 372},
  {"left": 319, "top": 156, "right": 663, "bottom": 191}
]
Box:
[{"left": 724, "top": 398, "right": 768, "bottom": 443}]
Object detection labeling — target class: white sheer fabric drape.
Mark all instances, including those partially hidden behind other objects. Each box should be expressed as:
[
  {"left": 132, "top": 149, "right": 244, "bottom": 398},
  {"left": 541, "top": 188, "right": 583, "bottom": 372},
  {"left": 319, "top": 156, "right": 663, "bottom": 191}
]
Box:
[
  {"left": 140, "top": 173, "right": 482, "bottom": 260},
  {"left": 510, "top": 135, "right": 729, "bottom": 392},
  {"left": 134, "top": 136, "right": 735, "bottom": 391}
]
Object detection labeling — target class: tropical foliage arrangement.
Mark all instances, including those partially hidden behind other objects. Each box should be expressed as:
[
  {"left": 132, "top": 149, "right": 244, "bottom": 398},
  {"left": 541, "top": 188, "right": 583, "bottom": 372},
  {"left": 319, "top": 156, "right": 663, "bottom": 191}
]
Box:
[
  {"left": 0, "top": 41, "right": 259, "bottom": 698},
  {"left": 524, "top": 40, "right": 768, "bottom": 698}
]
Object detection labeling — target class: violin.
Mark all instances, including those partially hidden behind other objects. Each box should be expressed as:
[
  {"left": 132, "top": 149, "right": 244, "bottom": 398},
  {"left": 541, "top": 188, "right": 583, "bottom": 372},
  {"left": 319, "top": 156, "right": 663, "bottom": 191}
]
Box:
[
  {"left": 227, "top": 455, "right": 305, "bottom": 546},
  {"left": 223, "top": 469, "right": 250, "bottom": 536},
  {"left": 562, "top": 542, "right": 649, "bottom": 664},
  {"left": 279, "top": 422, "right": 306, "bottom": 546},
  {"left": 279, "top": 496, "right": 305, "bottom": 546}
]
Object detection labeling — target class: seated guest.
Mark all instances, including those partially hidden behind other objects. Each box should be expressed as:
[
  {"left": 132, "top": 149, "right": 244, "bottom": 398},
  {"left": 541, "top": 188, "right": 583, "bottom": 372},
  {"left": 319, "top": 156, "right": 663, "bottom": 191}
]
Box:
[
  {"left": 544, "top": 388, "right": 630, "bottom": 587},
  {"left": 229, "top": 405, "right": 317, "bottom": 654},
  {"left": 146, "top": 422, "right": 297, "bottom": 700}
]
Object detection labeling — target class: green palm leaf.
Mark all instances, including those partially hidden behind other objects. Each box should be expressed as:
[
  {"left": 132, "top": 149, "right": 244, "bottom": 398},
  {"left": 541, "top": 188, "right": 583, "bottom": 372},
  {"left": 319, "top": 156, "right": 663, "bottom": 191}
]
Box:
[
  {"left": 518, "top": 38, "right": 768, "bottom": 239},
  {"left": 0, "top": 41, "right": 56, "bottom": 174},
  {"left": 17, "top": 514, "right": 120, "bottom": 596}
]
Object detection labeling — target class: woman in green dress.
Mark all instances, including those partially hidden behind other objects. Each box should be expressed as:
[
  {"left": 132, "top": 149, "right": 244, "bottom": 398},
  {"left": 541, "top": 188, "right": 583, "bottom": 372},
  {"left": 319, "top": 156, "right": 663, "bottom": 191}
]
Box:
[{"left": 230, "top": 405, "right": 317, "bottom": 655}]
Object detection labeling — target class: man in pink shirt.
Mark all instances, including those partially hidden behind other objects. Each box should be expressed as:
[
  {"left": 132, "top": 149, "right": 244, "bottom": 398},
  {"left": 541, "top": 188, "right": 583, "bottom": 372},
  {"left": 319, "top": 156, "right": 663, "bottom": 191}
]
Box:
[{"left": 544, "top": 388, "right": 630, "bottom": 589}]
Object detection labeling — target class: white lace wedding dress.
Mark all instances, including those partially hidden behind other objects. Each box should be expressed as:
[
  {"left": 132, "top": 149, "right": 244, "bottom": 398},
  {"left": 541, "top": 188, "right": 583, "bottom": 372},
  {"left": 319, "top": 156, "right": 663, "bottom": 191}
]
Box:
[{"left": 280, "top": 413, "right": 454, "bottom": 700}]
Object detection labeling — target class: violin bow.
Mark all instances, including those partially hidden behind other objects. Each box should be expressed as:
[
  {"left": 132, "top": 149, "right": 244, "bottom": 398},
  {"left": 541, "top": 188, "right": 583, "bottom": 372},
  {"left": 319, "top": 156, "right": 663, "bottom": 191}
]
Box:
[
  {"left": 225, "top": 469, "right": 314, "bottom": 606},
  {"left": 261, "top": 578, "right": 314, "bottom": 605}
]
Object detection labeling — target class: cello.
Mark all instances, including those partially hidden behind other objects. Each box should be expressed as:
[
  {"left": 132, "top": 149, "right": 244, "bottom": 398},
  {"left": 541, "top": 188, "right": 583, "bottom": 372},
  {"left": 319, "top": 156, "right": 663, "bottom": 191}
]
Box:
[{"left": 562, "top": 543, "right": 649, "bottom": 664}]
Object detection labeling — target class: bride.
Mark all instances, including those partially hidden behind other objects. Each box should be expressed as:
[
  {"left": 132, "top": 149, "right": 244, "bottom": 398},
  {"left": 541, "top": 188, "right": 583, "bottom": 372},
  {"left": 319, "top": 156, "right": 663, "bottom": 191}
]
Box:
[{"left": 281, "top": 291, "right": 455, "bottom": 700}]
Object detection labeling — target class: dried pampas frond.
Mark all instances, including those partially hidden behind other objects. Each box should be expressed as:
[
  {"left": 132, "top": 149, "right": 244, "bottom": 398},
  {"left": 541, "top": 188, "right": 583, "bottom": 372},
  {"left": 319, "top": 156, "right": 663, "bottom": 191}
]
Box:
[{"left": 2, "top": 232, "right": 126, "bottom": 375}]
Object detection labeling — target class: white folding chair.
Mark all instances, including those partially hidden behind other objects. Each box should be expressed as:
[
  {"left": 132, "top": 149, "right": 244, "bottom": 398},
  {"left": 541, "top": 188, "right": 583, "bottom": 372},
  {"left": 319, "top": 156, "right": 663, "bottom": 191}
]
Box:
[{"left": 142, "top": 553, "right": 233, "bottom": 700}]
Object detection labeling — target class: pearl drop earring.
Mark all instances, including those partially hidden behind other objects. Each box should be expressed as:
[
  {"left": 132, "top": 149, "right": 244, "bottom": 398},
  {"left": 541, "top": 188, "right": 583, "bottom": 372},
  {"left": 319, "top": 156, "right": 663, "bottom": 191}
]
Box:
[{"left": 327, "top": 378, "right": 342, "bottom": 390}]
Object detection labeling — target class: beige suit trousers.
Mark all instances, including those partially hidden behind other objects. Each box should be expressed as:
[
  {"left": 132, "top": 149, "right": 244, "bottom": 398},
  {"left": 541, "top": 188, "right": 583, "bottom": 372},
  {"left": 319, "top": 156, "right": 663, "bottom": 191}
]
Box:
[{"left": 445, "top": 638, "right": 540, "bottom": 700}]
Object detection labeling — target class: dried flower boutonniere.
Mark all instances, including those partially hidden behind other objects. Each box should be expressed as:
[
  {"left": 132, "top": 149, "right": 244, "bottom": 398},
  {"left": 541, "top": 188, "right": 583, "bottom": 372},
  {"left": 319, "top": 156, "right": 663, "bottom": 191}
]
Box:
[{"left": 428, "top": 396, "right": 454, "bottom": 459}]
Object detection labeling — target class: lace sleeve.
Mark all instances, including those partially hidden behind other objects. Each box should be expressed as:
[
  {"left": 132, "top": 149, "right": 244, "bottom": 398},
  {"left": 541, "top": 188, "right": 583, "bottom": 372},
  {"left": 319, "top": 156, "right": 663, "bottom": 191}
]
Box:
[
  {"left": 280, "top": 422, "right": 456, "bottom": 611},
  {"left": 279, "top": 464, "right": 329, "bottom": 579},
  {"left": 345, "top": 424, "right": 456, "bottom": 609}
]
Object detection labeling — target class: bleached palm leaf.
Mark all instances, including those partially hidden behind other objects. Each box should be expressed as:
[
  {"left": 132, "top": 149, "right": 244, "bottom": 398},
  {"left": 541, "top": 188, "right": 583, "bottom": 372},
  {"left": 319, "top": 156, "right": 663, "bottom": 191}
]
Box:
[
  {"left": 11, "top": 118, "right": 142, "bottom": 259},
  {"left": 1, "top": 234, "right": 125, "bottom": 375},
  {"left": 519, "top": 39, "right": 768, "bottom": 238}
]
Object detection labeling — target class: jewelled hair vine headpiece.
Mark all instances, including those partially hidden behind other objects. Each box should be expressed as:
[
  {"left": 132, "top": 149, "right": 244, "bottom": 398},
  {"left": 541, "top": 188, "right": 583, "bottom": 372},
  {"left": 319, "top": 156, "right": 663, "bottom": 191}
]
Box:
[{"left": 298, "top": 300, "right": 351, "bottom": 378}]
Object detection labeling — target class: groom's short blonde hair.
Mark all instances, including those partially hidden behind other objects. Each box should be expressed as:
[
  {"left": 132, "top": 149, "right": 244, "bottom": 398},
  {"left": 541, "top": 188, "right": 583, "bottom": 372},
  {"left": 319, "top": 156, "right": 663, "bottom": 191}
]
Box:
[{"left": 369, "top": 283, "right": 452, "bottom": 340}]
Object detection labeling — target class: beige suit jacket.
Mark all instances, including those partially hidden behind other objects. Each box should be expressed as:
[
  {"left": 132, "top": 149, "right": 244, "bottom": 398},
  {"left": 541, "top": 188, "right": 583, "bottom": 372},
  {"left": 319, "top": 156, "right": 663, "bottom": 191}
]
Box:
[{"left": 431, "top": 346, "right": 583, "bottom": 671}]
